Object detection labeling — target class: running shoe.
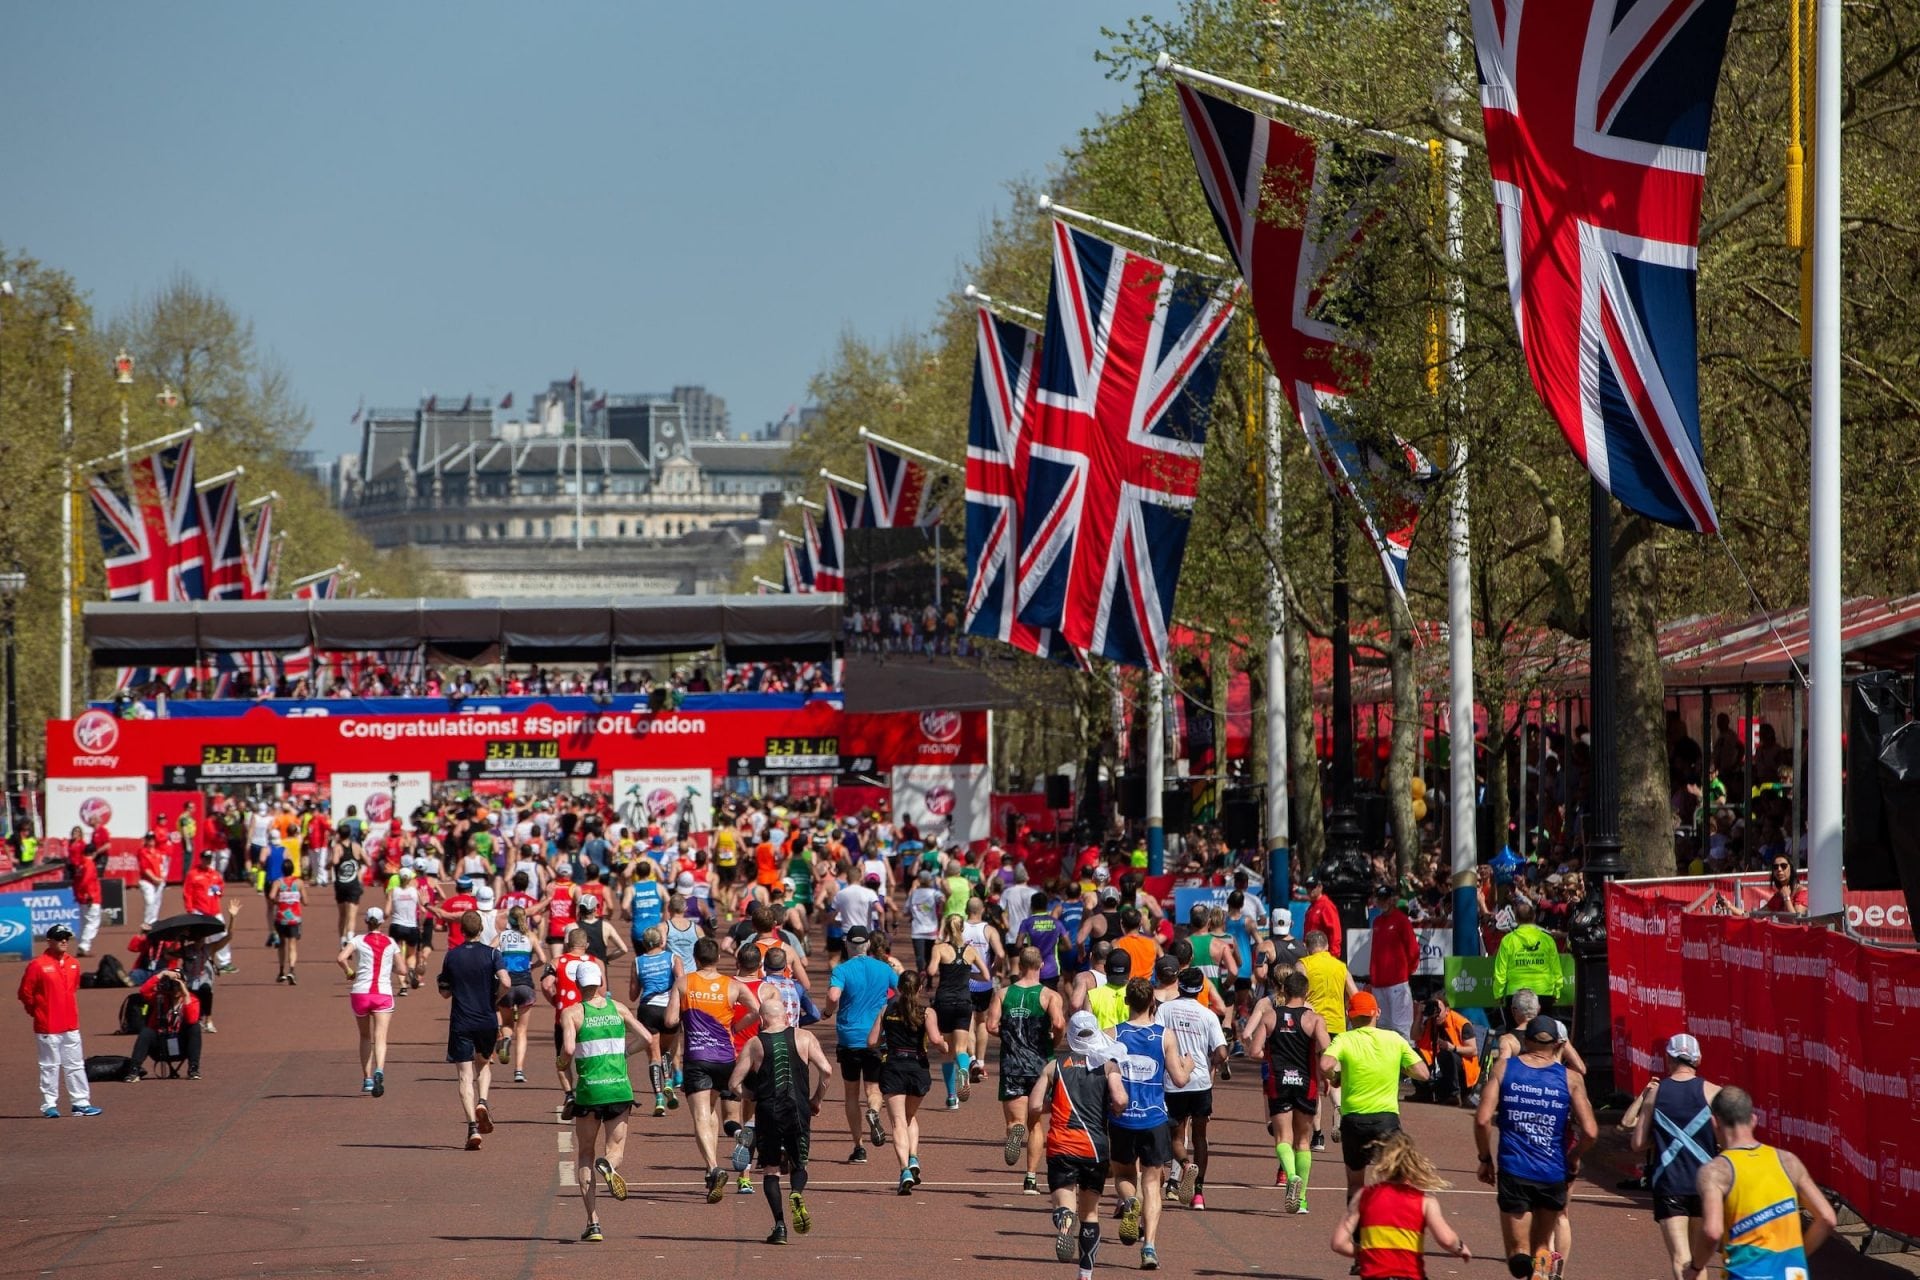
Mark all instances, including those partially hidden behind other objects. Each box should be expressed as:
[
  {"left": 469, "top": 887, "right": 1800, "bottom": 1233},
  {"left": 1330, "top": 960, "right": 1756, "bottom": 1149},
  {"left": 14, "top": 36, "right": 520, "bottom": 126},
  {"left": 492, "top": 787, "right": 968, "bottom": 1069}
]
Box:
[
  {"left": 737, "top": 1174, "right": 753, "bottom": 1195},
  {"left": 944, "top": 1095, "right": 960, "bottom": 1111},
  {"left": 372, "top": 1070, "right": 385, "bottom": 1098},
  {"left": 705, "top": 1168, "right": 726, "bottom": 1203},
  {"left": 1022, "top": 1172, "right": 1038, "bottom": 1195},
  {"left": 1002, "top": 1122, "right": 1027, "bottom": 1167},
  {"left": 970, "top": 1061, "right": 986, "bottom": 1084},
  {"left": 765, "top": 1223, "right": 788, "bottom": 1246},
  {"left": 561, "top": 1090, "right": 577, "bottom": 1121},
  {"left": 188, "top": 1070, "right": 202, "bottom": 1081},
  {"left": 1311, "top": 1128, "right": 1326, "bottom": 1152},
  {"left": 496, "top": 1033, "right": 512, "bottom": 1066},
  {"left": 71, "top": 1105, "right": 102, "bottom": 1117},
  {"left": 474, "top": 1099, "right": 493, "bottom": 1134},
  {"left": 908, "top": 1156, "right": 922, "bottom": 1186},
  {"left": 664, "top": 1085, "right": 679, "bottom": 1110},
  {"left": 203, "top": 1020, "right": 217, "bottom": 1034},
  {"left": 1117, "top": 1197, "right": 1142, "bottom": 1246},
  {"left": 465, "top": 1122, "right": 482, "bottom": 1151},
  {"left": 1218, "top": 1062, "right": 1232, "bottom": 1082},
  {"left": 581, "top": 1221, "right": 603, "bottom": 1243},
  {"left": 653, "top": 1094, "right": 667, "bottom": 1118},
  {"left": 789, "top": 1191, "right": 811, "bottom": 1234},
  {"left": 897, "top": 1170, "right": 913, "bottom": 1196},
  {"left": 866, "top": 1106, "right": 886, "bottom": 1147},
  {"left": 731, "top": 1123, "right": 756, "bottom": 1172},
  {"left": 648, "top": 1060, "right": 667, "bottom": 1094},
  {"left": 1162, "top": 1176, "right": 1180, "bottom": 1203},
  {"left": 849, "top": 1144, "right": 868, "bottom": 1164},
  {"left": 514, "top": 1070, "right": 527, "bottom": 1084},
  {"left": 1283, "top": 1175, "right": 1302, "bottom": 1215},
  {"left": 217, "top": 963, "right": 238, "bottom": 975},
  {"left": 285, "top": 970, "right": 296, "bottom": 985},
  {"left": 1141, "top": 1244, "right": 1160, "bottom": 1270},
  {"left": 596, "top": 1157, "right": 628, "bottom": 1201},
  {"left": 362, "top": 1078, "right": 375, "bottom": 1095},
  {"left": 957, "top": 1074, "right": 971, "bottom": 1102},
  {"left": 1053, "top": 1208, "right": 1079, "bottom": 1263},
  {"left": 276, "top": 973, "right": 288, "bottom": 983},
  {"left": 1275, "top": 1166, "right": 1287, "bottom": 1187},
  {"left": 1191, "top": 1192, "right": 1206, "bottom": 1211},
  {"left": 40, "top": 1107, "right": 58, "bottom": 1119},
  {"left": 1177, "top": 1161, "right": 1199, "bottom": 1205}
]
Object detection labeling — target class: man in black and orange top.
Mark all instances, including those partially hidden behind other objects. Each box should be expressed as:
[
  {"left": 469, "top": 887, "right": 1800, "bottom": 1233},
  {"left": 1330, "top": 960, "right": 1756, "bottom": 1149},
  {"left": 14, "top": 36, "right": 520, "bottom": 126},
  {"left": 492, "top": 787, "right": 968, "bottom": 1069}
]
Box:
[
  {"left": 1412, "top": 993, "right": 1481, "bottom": 1107},
  {"left": 1026, "top": 1011, "right": 1127, "bottom": 1280}
]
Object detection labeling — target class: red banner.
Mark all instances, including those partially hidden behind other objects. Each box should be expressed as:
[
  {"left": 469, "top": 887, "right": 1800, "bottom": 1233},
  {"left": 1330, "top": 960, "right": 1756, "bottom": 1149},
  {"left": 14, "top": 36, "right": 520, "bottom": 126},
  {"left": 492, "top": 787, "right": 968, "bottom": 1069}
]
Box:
[
  {"left": 1613, "top": 882, "right": 1920, "bottom": 1236},
  {"left": 990, "top": 792, "right": 1059, "bottom": 836}
]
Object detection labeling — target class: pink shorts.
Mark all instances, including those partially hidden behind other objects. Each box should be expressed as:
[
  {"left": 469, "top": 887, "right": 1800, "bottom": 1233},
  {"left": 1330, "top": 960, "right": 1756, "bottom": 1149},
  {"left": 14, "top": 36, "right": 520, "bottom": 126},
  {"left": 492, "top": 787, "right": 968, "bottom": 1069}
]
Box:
[{"left": 350, "top": 993, "right": 395, "bottom": 1017}]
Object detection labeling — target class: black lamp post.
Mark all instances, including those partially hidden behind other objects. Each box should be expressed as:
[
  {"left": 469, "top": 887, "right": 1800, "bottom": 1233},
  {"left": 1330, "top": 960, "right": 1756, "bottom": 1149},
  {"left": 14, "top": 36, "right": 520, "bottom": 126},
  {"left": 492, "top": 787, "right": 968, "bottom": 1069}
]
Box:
[
  {"left": 1321, "top": 516, "right": 1371, "bottom": 935},
  {"left": 1570, "top": 480, "right": 1624, "bottom": 1085},
  {"left": 0, "top": 565, "right": 23, "bottom": 830}
]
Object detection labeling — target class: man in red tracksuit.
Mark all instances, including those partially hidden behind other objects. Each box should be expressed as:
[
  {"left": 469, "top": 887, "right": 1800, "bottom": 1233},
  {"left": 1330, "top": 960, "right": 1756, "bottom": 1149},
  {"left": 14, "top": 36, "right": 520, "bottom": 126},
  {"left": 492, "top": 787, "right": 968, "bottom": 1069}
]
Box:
[
  {"left": 182, "top": 849, "right": 235, "bottom": 971},
  {"left": 67, "top": 842, "right": 102, "bottom": 957},
  {"left": 17, "top": 924, "right": 101, "bottom": 1117},
  {"left": 1366, "top": 885, "right": 1422, "bottom": 1041}
]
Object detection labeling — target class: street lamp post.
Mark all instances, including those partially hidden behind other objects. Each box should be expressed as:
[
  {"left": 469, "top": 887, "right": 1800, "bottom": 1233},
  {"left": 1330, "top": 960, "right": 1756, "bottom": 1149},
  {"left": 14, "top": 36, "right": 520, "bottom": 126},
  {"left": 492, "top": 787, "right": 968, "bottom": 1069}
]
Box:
[
  {"left": 1322, "top": 515, "right": 1371, "bottom": 934},
  {"left": 0, "top": 566, "right": 26, "bottom": 826},
  {"left": 58, "top": 318, "right": 76, "bottom": 721}
]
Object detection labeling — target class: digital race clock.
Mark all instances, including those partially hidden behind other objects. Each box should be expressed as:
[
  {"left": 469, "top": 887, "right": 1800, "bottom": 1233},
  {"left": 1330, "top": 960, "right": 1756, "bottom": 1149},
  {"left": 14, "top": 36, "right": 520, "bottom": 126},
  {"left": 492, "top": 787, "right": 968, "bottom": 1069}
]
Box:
[{"left": 483, "top": 740, "right": 561, "bottom": 761}]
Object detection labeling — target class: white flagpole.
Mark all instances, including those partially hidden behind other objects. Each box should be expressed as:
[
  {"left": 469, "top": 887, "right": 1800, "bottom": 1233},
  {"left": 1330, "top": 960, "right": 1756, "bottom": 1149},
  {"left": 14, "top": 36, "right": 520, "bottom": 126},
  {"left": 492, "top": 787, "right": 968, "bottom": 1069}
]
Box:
[
  {"left": 752, "top": 576, "right": 788, "bottom": 593},
  {"left": 1036, "top": 194, "right": 1232, "bottom": 270},
  {"left": 1263, "top": 374, "right": 1291, "bottom": 907},
  {"left": 59, "top": 320, "right": 75, "bottom": 720},
  {"left": 793, "top": 497, "right": 825, "bottom": 514},
  {"left": 78, "top": 421, "right": 204, "bottom": 472},
  {"left": 287, "top": 562, "right": 348, "bottom": 589},
  {"left": 962, "top": 284, "right": 1044, "bottom": 327},
  {"left": 1806, "top": 0, "right": 1843, "bottom": 917},
  {"left": 194, "top": 465, "right": 246, "bottom": 492},
  {"left": 1147, "top": 670, "right": 1167, "bottom": 872},
  {"left": 855, "top": 426, "right": 962, "bottom": 472},
  {"left": 820, "top": 468, "right": 867, "bottom": 492},
  {"left": 776, "top": 530, "right": 808, "bottom": 546},
  {"left": 1154, "top": 53, "right": 1426, "bottom": 152},
  {"left": 244, "top": 490, "right": 279, "bottom": 510}
]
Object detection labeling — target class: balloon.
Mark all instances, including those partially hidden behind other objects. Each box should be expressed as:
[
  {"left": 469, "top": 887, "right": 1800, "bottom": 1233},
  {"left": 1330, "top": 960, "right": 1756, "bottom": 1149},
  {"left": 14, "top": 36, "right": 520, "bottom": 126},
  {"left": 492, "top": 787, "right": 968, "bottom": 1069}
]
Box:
[
  {"left": 1410, "top": 776, "right": 1427, "bottom": 801},
  {"left": 1412, "top": 798, "right": 1428, "bottom": 821}
]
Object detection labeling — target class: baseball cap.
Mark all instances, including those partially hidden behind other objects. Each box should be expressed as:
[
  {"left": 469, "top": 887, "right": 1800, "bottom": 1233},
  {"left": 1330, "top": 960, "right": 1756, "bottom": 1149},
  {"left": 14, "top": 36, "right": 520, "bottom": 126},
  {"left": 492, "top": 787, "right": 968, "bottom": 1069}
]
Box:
[
  {"left": 863, "top": 872, "right": 882, "bottom": 886},
  {"left": 364, "top": 906, "right": 386, "bottom": 925},
  {"left": 1103, "top": 950, "right": 1132, "bottom": 978},
  {"left": 1665, "top": 1033, "right": 1701, "bottom": 1064},
  {"left": 845, "top": 925, "right": 873, "bottom": 946},
  {"left": 1303, "top": 874, "right": 1323, "bottom": 889},
  {"left": 555, "top": 862, "right": 574, "bottom": 878},
  {"left": 1268, "top": 906, "right": 1293, "bottom": 936},
  {"left": 566, "top": 957, "right": 606, "bottom": 989},
  {"left": 401, "top": 855, "right": 417, "bottom": 870},
  {"left": 1177, "top": 967, "right": 1206, "bottom": 996},
  {"left": 1524, "top": 1015, "right": 1563, "bottom": 1044},
  {"left": 475, "top": 884, "right": 496, "bottom": 908},
  {"left": 1091, "top": 864, "right": 1111, "bottom": 883},
  {"left": 45, "top": 923, "right": 74, "bottom": 941},
  {"left": 1066, "top": 1011, "right": 1123, "bottom": 1066},
  {"left": 675, "top": 871, "right": 696, "bottom": 890},
  {"left": 1348, "top": 991, "right": 1380, "bottom": 1019},
  {"left": 1372, "top": 883, "right": 1397, "bottom": 901}
]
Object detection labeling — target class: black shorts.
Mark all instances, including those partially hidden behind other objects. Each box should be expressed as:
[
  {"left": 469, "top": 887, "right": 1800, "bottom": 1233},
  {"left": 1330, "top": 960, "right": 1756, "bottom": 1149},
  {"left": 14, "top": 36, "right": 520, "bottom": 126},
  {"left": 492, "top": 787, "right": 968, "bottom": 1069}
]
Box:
[
  {"left": 1000, "top": 1073, "right": 1038, "bottom": 1103},
  {"left": 681, "top": 1058, "right": 734, "bottom": 1095},
  {"left": 1047, "top": 1154, "right": 1109, "bottom": 1195},
  {"left": 1266, "top": 1083, "right": 1318, "bottom": 1117},
  {"left": 448, "top": 1022, "right": 500, "bottom": 1064},
  {"left": 335, "top": 883, "right": 364, "bottom": 904},
  {"left": 390, "top": 924, "right": 421, "bottom": 946},
  {"left": 577, "top": 1101, "right": 632, "bottom": 1123},
  {"left": 276, "top": 922, "right": 302, "bottom": 940},
  {"left": 1497, "top": 1171, "right": 1570, "bottom": 1215},
  {"left": 1109, "top": 1124, "right": 1174, "bottom": 1169},
  {"left": 1652, "top": 1192, "right": 1704, "bottom": 1222},
  {"left": 837, "top": 1047, "right": 885, "bottom": 1083},
  {"left": 1339, "top": 1112, "right": 1402, "bottom": 1171},
  {"left": 933, "top": 1001, "right": 971, "bottom": 1034},
  {"left": 1167, "top": 1089, "right": 1213, "bottom": 1122},
  {"left": 880, "top": 1059, "right": 931, "bottom": 1097},
  {"left": 417, "top": 920, "right": 435, "bottom": 945},
  {"left": 970, "top": 989, "right": 993, "bottom": 1014},
  {"left": 501, "top": 982, "right": 537, "bottom": 1009},
  {"left": 756, "top": 1119, "right": 810, "bottom": 1170},
  {"left": 636, "top": 1003, "right": 668, "bottom": 1034}
]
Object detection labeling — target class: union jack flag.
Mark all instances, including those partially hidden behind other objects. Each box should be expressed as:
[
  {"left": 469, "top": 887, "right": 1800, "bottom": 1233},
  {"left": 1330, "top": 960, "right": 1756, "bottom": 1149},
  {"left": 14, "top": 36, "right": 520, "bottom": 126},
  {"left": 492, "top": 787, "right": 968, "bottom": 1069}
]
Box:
[
  {"left": 87, "top": 468, "right": 163, "bottom": 602},
  {"left": 961, "top": 307, "right": 1068, "bottom": 659},
  {"left": 864, "top": 440, "right": 933, "bottom": 529},
  {"left": 1015, "top": 221, "right": 1236, "bottom": 672},
  {"left": 1175, "top": 84, "right": 1429, "bottom": 593},
  {"left": 280, "top": 571, "right": 339, "bottom": 684},
  {"left": 198, "top": 476, "right": 248, "bottom": 600},
  {"left": 1472, "top": 0, "right": 1731, "bottom": 532},
  {"left": 803, "top": 508, "right": 842, "bottom": 593},
  {"left": 783, "top": 539, "right": 813, "bottom": 593},
  {"left": 244, "top": 499, "right": 275, "bottom": 598}
]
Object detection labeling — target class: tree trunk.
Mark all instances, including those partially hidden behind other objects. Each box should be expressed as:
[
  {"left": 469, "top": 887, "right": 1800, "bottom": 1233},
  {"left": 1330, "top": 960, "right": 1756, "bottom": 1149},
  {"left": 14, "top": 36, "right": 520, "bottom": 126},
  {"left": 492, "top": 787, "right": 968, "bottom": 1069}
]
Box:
[
  {"left": 1210, "top": 640, "right": 1231, "bottom": 787},
  {"left": 1385, "top": 578, "right": 1419, "bottom": 875},
  {"left": 1285, "top": 604, "right": 1326, "bottom": 871},
  {"left": 1615, "top": 518, "right": 1672, "bottom": 876}
]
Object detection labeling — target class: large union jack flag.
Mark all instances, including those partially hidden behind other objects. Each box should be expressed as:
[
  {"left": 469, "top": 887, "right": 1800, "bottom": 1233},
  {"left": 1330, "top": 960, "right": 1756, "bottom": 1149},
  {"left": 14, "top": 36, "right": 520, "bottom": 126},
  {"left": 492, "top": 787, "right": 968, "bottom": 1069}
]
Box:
[
  {"left": 198, "top": 476, "right": 248, "bottom": 600},
  {"left": 1015, "top": 221, "right": 1236, "bottom": 672},
  {"left": 1175, "top": 83, "right": 1438, "bottom": 596},
  {"left": 803, "top": 508, "right": 843, "bottom": 593},
  {"left": 1472, "top": 0, "right": 1732, "bottom": 532},
  {"left": 864, "top": 440, "right": 933, "bottom": 529},
  {"left": 243, "top": 498, "right": 275, "bottom": 598},
  {"left": 782, "top": 540, "right": 812, "bottom": 594},
  {"left": 87, "top": 440, "right": 207, "bottom": 602}
]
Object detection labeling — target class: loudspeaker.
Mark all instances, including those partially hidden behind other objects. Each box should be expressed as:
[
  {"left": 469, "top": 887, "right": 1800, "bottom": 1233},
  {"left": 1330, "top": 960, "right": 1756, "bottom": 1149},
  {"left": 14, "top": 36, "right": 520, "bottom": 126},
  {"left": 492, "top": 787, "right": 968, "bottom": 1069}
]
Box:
[
  {"left": 1006, "top": 808, "right": 1025, "bottom": 844},
  {"left": 1222, "top": 796, "right": 1260, "bottom": 848},
  {"left": 1875, "top": 719, "right": 1920, "bottom": 927},
  {"left": 1119, "top": 774, "right": 1145, "bottom": 820},
  {"left": 647, "top": 686, "right": 672, "bottom": 712},
  {"left": 1045, "top": 773, "right": 1072, "bottom": 810},
  {"left": 1161, "top": 788, "right": 1192, "bottom": 835},
  {"left": 1847, "top": 672, "right": 1907, "bottom": 888},
  {"left": 1358, "top": 792, "right": 1388, "bottom": 850}
]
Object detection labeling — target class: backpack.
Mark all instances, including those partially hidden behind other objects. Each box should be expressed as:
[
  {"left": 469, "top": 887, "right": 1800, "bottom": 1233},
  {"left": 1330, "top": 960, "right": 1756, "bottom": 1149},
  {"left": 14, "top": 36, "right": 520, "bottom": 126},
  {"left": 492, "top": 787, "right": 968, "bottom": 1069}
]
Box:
[
  {"left": 85, "top": 1054, "right": 139, "bottom": 1083},
  {"left": 117, "top": 994, "right": 149, "bottom": 1036},
  {"left": 92, "top": 954, "right": 132, "bottom": 989}
]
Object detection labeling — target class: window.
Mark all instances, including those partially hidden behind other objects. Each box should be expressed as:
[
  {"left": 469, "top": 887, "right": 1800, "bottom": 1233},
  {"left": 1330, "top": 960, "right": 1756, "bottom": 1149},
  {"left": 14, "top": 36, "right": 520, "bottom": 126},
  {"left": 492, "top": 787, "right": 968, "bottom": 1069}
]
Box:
[
  {"left": 542, "top": 519, "right": 553, "bottom": 539},
  {"left": 617, "top": 521, "right": 627, "bottom": 537},
  {"left": 589, "top": 520, "right": 601, "bottom": 538},
  {"left": 496, "top": 522, "right": 506, "bottom": 539},
  {"left": 523, "top": 520, "right": 535, "bottom": 537}
]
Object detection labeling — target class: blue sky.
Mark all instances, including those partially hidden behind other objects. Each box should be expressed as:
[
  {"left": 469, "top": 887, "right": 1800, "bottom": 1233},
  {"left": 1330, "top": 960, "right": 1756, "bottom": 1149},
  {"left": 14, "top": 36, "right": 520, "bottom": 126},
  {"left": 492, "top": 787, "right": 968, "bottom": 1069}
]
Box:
[{"left": 2, "top": 3, "right": 1150, "bottom": 457}]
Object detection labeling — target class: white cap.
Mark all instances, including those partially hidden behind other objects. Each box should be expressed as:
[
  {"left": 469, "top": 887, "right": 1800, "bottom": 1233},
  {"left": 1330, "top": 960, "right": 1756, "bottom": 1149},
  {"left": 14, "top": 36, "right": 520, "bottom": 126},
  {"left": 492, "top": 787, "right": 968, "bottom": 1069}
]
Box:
[
  {"left": 1665, "top": 1033, "right": 1702, "bottom": 1064},
  {"left": 364, "top": 907, "right": 385, "bottom": 924},
  {"left": 675, "top": 871, "right": 696, "bottom": 889},
  {"left": 566, "top": 958, "right": 606, "bottom": 989},
  {"left": 1269, "top": 906, "right": 1293, "bottom": 936},
  {"left": 1065, "top": 1011, "right": 1123, "bottom": 1067},
  {"left": 475, "top": 884, "right": 496, "bottom": 907}
]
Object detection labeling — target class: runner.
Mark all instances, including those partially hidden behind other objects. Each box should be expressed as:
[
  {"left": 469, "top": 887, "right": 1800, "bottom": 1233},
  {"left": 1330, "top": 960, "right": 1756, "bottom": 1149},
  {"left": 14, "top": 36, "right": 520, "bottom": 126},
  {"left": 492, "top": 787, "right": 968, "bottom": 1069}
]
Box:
[
  {"left": 574, "top": 895, "right": 629, "bottom": 969},
  {"left": 437, "top": 909, "right": 509, "bottom": 1150},
  {"left": 962, "top": 898, "right": 1004, "bottom": 1084},
  {"left": 494, "top": 905, "right": 545, "bottom": 1084},
  {"left": 537, "top": 862, "right": 581, "bottom": 952},
  {"left": 542, "top": 928, "right": 592, "bottom": 1106},
  {"left": 1086, "top": 949, "right": 1133, "bottom": 1031},
  {"left": 725, "top": 943, "right": 771, "bottom": 1196},
  {"left": 985, "top": 944, "right": 1065, "bottom": 1193},
  {"left": 1014, "top": 891, "right": 1066, "bottom": 992},
  {"left": 825, "top": 924, "right": 895, "bottom": 1162},
  {"left": 728, "top": 987, "right": 832, "bottom": 1245},
  {"left": 928, "top": 914, "right": 988, "bottom": 1108},
  {"left": 337, "top": 906, "right": 404, "bottom": 1097},
  {"left": 1474, "top": 1016, "right": 1597, "bottom": 1280},
  {"left": 1157, "top": 967, "right": 1227, "bottom": 1210},
  {"left": 665, "top": 935, "right": 756, "bottom": 1202},
  {"left": 907, "top": 869, "right": 945, "bottom": 972},
  {"left": 871, "top": 968, "right": 947, "bottom": 1193},
  {"left": 1331, "top": 1130, "right": 1473, "bottom": 1274},
  {"left": 386, "top": 868, "right": 425, "bottom": 994},
  {"left": 623, "top": 858, "right": 668, "bottom": 956},
  {"left": 1630, "top": 1034, "right": 1721, "bottom": 1280},
  {"left": 628, "top": 925, "right": 681, "bottom": 1115},
  {"left": 559, "top": 956, "right": 657, "bottom": 1243},
  {"left": 1109, "top": 977, "right": 1195, "bottom": 1269},
  {"left": 1691, "top": 1085, "right": 1836, "bottom": 1280},
  {"left": 268, "top": 865, "right": 306, "bottom": 985},
  {"left": 1321, "top": 991, "right": 1430, "bottom": 1198},
  {"left": 1028, "top": 1011, "right": 1128, "bottom": 1280},
  {"left": 1300, "top": 929, "right": 1357, "bottom": 1150},
  {"left": 1245, "top": 969, "right": 1329, "bottom": 1213}
]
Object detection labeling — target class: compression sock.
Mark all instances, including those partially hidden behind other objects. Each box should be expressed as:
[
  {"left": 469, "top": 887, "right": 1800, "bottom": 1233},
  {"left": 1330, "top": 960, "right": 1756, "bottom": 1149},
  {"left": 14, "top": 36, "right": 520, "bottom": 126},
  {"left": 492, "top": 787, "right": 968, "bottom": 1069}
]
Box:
[
  {"left": 791, "top": 1164, "right": 808, "bottom": 1193},
  {"left": 1276, "top": 1144, "right": 1297, "bottom": 1179},
  {"left": 1078, "top": 1220, "right": 1101, "bottom": 1271},
  {"left": 958, "top": 1052, "right": 972, "bottom": 1078},
  {"left": 941, "top": 1062, "right": 958, "bottom": 1095},
  {"left": 1296, "top": 1150, "right": 1312, "bottom": 1202},
  {"left": 763, "top": 1173, "right": 783, "bottom": 1224}
]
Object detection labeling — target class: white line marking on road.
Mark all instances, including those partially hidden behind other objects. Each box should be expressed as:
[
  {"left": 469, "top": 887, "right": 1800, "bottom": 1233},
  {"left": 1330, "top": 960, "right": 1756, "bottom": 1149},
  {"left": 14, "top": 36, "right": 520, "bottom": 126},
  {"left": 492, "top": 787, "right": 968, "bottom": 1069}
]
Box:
[
  {"left": 559, "top": 1160, "right": 576, "bottom": 1187},
  {"left": 557, "top": 1130, "right": 573, "bottom": 1154}
]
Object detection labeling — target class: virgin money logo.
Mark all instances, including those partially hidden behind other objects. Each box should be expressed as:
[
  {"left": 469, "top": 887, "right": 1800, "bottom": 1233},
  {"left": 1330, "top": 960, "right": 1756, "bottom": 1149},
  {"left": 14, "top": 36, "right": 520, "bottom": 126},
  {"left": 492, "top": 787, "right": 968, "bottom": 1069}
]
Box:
[
  {"left": 73, "top": 711, "right": 118, "bottom": 756},
  {"left": 925, "top": 784, "right": 956, "bottom": 817},
  {"left": 919, "top": 711, "right": 962, "bottom": 743}
]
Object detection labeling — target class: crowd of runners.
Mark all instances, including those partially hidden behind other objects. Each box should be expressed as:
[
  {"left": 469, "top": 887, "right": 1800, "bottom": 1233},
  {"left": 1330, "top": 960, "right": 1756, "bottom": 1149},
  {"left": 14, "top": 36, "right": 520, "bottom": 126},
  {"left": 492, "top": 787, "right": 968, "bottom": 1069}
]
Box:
[{"left": 82, "top": 785, "right": 1839, "bottom": 1280}]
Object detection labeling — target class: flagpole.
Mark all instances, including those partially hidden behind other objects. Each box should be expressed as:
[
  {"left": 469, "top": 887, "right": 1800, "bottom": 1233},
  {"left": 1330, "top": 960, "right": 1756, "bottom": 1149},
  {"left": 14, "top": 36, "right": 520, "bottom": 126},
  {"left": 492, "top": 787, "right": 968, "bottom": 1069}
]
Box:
[
  {"left": 573, "top": 377, "right": 585, "bottom": 552},
  {"left": 77, "top": 421, "right": 205, "bottom": 472},
  {"left": 58, "top": 318, "right": 75, "bottom": 720},
  {"left": 194, "top": 465, "right": 246, "bottom": 491},
  {"left": 1154, "top": 53, "right": 1427, "bottom": 153},
  {"left": 287, "top": 563, "right": 349, "bottom": 589},
  {"left": 820, "top": 468, "right": 867, "bottom": 491},
  {"left": 793, "top": 497, "right": 825, "bottom": 513},
  {"left": 1147, "top": 670, "right": 1166, "bottom": 873},
  {"left": 962, "top": 285, "right": 1044, "bottom": 327},
  {"left": 752, "top": 576, "right": 788, "bottom": 593},
  {"left": 1263, "top": 374, "right": 1291, "bottom": 912},
  {"left": 244, "top": 491, "right": 278, "bottom": 510},
  {"left": 854, "top": 427, "right": 961, "bottom": 472},
  {"left": 777, "top": 531, "right": 808, "bottom": 546},
  {"left": 1806, "top": 0, "right": 1843, "bottom": 917},
  {"left": 1035, "top": 195, "right": 1232, "bottom": 270}
]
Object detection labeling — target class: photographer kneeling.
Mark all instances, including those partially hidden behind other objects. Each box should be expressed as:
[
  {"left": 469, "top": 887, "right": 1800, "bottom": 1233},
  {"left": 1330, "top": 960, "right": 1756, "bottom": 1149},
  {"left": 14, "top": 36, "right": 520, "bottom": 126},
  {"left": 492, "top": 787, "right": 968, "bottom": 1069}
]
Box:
[{"left": 130, "top": 969, "right": 204, "bottom": 1080}]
